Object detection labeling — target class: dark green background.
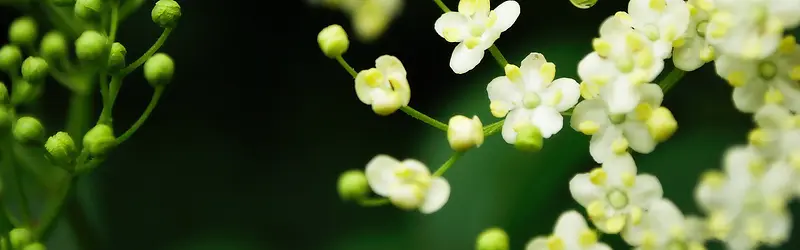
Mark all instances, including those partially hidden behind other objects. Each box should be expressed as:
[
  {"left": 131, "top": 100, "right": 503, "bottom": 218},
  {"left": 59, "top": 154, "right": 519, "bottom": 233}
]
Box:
[{"left": 1, "top": 0, "right": 799, "bottom": 249}]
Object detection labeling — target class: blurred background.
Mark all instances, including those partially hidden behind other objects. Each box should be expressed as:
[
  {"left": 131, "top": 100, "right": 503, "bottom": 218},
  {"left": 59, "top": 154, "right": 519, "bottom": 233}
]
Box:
[{"left": 0, "top": 0, "right": 799, "bottom": 249}]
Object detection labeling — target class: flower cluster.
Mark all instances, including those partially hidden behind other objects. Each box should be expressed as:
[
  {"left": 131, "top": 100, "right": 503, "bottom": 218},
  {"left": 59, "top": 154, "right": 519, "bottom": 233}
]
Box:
[{"left": 317, "top": 0, "right": 800, "bottom": 249}]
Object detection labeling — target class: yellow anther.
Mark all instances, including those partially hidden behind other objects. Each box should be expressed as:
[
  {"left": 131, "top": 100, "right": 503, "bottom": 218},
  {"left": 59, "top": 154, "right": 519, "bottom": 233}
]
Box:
[
  {"left": 745, "top": 218, "right": 764, "bottom": 242},
  {"left": 587, "top": 201, "right": 606, "bottom": 219},
  {"left": 766, "top": 18, "right": 784, "bottom": 35},
  {"left": 614, "top": 11, "right": 633, "bottom": 25},
  {"left": 580, "top": 81, "right": 600, "bottom": 100},
  {"left": 747, "top": 157, "right": 766, "bottom": 177},
  {"left": 504, "top": 64, "right": 523, "bottom": 82},
  {"left": 489, "top": 101, "right": 510, "bottom": 118},
  {"left": 486, "top": 11, "right": 498, "bottom": 28},
  {"left": 708, "top": 212, "right": 730, "bottom": 239},
  {"left": 363, "top": 68, "right": 385, "bottom": 87},
  {"left": 673, "top": 37, "right": 686, "bottom": 48},
  {"left": 616, "top": 56, "right": 635, "bottom": 73},
  {"left": 629, "top": 206, "right": 643, "bottom": 225},
  {"left": 578, "top": 229, "right": 598, "bottom": 246},
  {"left": 635, "top": 50, "right": 654, "bottom": 68},
  {"left": 663, "top": 25, "right": 678, "bottom": 41},
  {"left": 699, "top": 46, "right": 715, "bottom": 62},
  {"left": 605, "top": 215, "right": 626, "bottom": 234},
  {"left": 550, "top": 90, "right": 563, "bottom": 106},
  {"left": 443, "top": 27, "right": 462, "bottom": 42},
  {"left": 790, "top": 65, "right": 800, "bottom": 81},
  {"left": 394, "top": 166, "right": 412, "bottom": 178},
  {"left": 634, "top": 103, "right": 653, "bottom": 121},
  {"left": 589, "top": 167, "right": 607, "bottom": 185},
  {"left": 687, "top": 4, "right": 697, "bottom": 16},
  {"left": 641, "top": 231, "right": 658, "bottom": 249},
  {"left": 465, "top": 37, "right": 481, "bottom": 49},
  {"left": 579, "top": 121, "right": 601, "bottom": 135},
  {"left": 540, "top": 62, "right": 556, "bottom": 84},
  {"left": 649, "top": 0, "right": 666, "bottom": 11},
  {"left": 748, "top": 128, "right": 768, "bottom": 147},
  {"left": 589, "top": 75, "right": 610, "bottom": 86},
  {"left": 695, "top": 0, "right": 713, "bottom": 11},
  {"left": 626, "top": 32, "right": 644, "bottom": 51},
  {"left": 708, "top": 13, "right": 731, "bottom": 39},
  {"left": 700, "top": 170, "right": 725, "bottom": 189},
  {"left": 779, "top": 35, "right": 797, "bottom": 54},
  {"left": 458, "top": 0, "right": 477, "bottom": 16},
  {"left": 621, "top": 172, "right": 636, "bottom": 187},
  {"left": 546, "top": 236, "right": 565, "bottom": 250},
  {"left": 764, "top": 88, "right": 784, "bottom": 104},
  {"left": 593, "top": 38, "right": 612, "bottom": 58},
  {"left": 611, "top": 138, "right": 629, "bottom": 154},
  {"left": 726, "top": 71, "right": 746, "bottom": 87}
]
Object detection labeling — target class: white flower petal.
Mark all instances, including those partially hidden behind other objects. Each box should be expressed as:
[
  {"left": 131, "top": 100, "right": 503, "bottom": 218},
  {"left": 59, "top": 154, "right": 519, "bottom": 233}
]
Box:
[
  {"left": 501, "top": 108, "right": 532, "bottom": 144},
  {"left": 754, "top": 104, "right": 792, "bottom": 129},
  {"left": 544, "top": 78, "right": 581, "bottom": 112},
  {"left": 765, "top": 212, "right": 792, "bottom": 244},
  {"left": 723, "top": 146, "right": 759, "bottom": 183},
  {"left": 570, "top": 99, "right": 610, "bottom": 131},
  {"left": 365, "top": 154, "right": 402, "bottom": 197},
  {"left": 602, "top": 152, "right": 638, "bottom": 180},
  {"left": 569, "top": 174, "right": 605, "bottom": 207},
  {"left": 389, "top": 185, "right": 425, "bottom": 210},
  {"left": 355, "top": 70, "right": 377, "bottom": 104},
  {"left": 525, "top": 237, "right": 548, "bottom": 250},
  {"left": 773, "top": 79, "right": 800, "bottom": 113},
  {"left": 490, "top": 1, "right": 520, "bottom": 32},
  {"left": 602, "top": 78, "right": 640, "bottom": 114},
  {"left": 621, "top": 121, "right": 656, "bottom": 154},
  {"left": 400, "top": 159, "right": 431, "bottom": 176},
  {"left": 637, "top": 83, "right": 664, "bottom": 107},
  {"left": 578, "top": 53, "right": 617, "bottom": 84},
  {"left": 450, "top": 43, "right": 486, "bottom": 74},
  {"left": 553, "top": 210, "right": 588, "bottom": 243},
  {"left": 487, "top": 76, "right": 523, "bottom": 107},
  {"left": 520, "top": 53, "right": 547, "bottom": 74},
  {"left": 531, "top": 106, "right": 564, "bottom": 138},
  {"left": 673, "top": 37, "right": 707, "bottom": 71},
  {"left": 590, "top": 126, "right": 623, "bottom": 164},
  {"left": 375, "top": 55, "right": 407, "bottom": 77},
  {"left": 434, "top": 12, "right": 470, "bottom": 42},
  {"left": 628, "top": 174, "right": 663, "bottom": 207},
  {"left": 732, "top": 80, "right": 768, "bottom": 113},
  {"left": 419, "top": 177, "right": 451, "bottom": 214}
]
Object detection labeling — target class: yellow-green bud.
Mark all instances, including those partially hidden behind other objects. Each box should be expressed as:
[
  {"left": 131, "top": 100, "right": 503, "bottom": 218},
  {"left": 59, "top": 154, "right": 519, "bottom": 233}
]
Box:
[
  {"left": 75, "top": 30, "right": 110, "bottom": 63},
  {"left": 0, "top": 45, "right": 23, "bottom": 72},
  {"left": 514, "top": 124, "right": 543, "bottom": 152},
  {"left": 151, "top": 0, "right": 182, "bottom": 28},
  {"left": 108, "top": 42, "right": 127, "bottom": 71},
  {"left": 0, "top": 107, "right": 11, "bottom": 129},
  {"left": 22, "top": 242, "right": 46, "bottom": 250},
  {"left": 75, "top": 0, "right": 105, "bottom": 20},
  {"left": 318, "top": 24, "right": 349, "bottom": 58},
  {"left": 83, "top": 124, "right": 117, "bottom": 156},
  {"left": 13, "top": 116, "right": 45, "bottom": 143},
  {"left": 0, "top": 81, "right": 7, "bottom": 105},
  {"left": 476, "top": 227, "right": 509, "bottom": 250},
  {"left": 21, "top": 57, "right": 49, "bottom": 83},
  {"left": 570, "top": 0, "right": 598, "bottom": 9},
  {"left": 52, "top": 0, "right": 76, "bottom": 6},
  {"left": 337, "top": 169, "right": 369, "bottom": 201},
  {"left": 9, "top": 228, "right": 32, "bottom": 249},
  {"left": 10, "top": 80, "right": 41, "bottom": 105},
  {"left": 40, "top": 31, "right": 68, "bottom": 61},
  {"left": 45, "top": 132, "right": 77, "bottom": 166},
  {"left": 144, "top": 53, "right": 174, "bottom": 87},
  {"left": 9, "top": 17, "right": 37, "bottom": 46}
]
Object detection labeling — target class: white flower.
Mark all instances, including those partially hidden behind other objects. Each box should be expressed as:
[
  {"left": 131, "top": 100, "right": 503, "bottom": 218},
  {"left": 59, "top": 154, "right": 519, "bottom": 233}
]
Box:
[
  {"left": 569, "top": 153, "right": 664, "bottom": 234},
  {"left": 751, "top": 104, "right": 800, "bottom": 161},
  {"left": 626, "top": 0, "right": 691, "bottom": 59},
  {"left": 672, "top": 0, "right": 715, "bottom": 71},
  {"left": 694, "top": 146, "right": 794, "bottom": 249},
  {"left": 525, "top": 210, "right": 612, "bottom": 250},
  {"left": 486, "top": 53, "right": 580, "bottom": 144},
  {"left": 570, "top": 84, "right": 664, "bottom": 163},
  {"left": 364, "top": 154, "right": 450, "bottom": 213},
  {"left": 447, "top": 115, "right": 484, "bottom": 151},
  {"left": 714, "top": 36, "right": 800, "bottom": 113},
  {"left": 706, "top": 0, "right": 800, "bottom": 59},
  {"left": 622, "top": 198, "right": 708, "bottom": 250},
  {"left": 578, "top": 13, "right": 664, "bottom": 114},
  {"left": 434, "top": 0, "right": 520, "bottom": 74},
  {"left": 314, "top": 0, "right": 404, "bottom": 42},
  {"left": 354, "top": 55, "right": 411, "bottom": 115}
]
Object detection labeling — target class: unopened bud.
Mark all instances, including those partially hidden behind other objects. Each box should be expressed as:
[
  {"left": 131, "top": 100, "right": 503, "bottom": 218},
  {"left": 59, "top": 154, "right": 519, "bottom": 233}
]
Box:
[
  {"left": 40, "top": 31, "right": 68, "bottom": 61},
  {"left": 107, "top": 42, "right": 127, "bottom": 71},
  {"left": 570, "top": 0, "right": 598, "bottom": 9},
  {"left": 9, "top": 228, "right": 32, "bottom": 249},
  {"left": 144, "top": 53, "right": 174, "bottom": 87},
  {"left": 10, "top": 80, "right": 41, "bottom": 105},
  {"left": 83, "top": 124, "right": 117, "bottom": 156},
  {"left": 318, "top": 24, "right": 349, "bottom": 58},
  {"left": 75, "top": 30, "right": 110, "bottom": 63},
  {"left": 0, "top": 45, "right": 23, "bottom": 72},
  {"left": 9, "top": 16, "right": 37, "bottom": 46},
  {"left": 75, "top": 0, "right": 105, "bottom": 20},
  {"left": 45, "top": 132, "right": 77, "bottom": 166},
  {"left": 476, "top": 227, "right": 509, "bottom": 250},
  {"left": 447, "top": 115, "right": 484, "bottom": 152},
  {"left": 514, "top": 124, "right": 543, "bottom": 152},
  {"left": 21, "top": 57, "right": 49, "bottom": 83},
  {"left": 152, "top": 0, "right": 182, "bottom": 28},
  {"left": 646, "top": 107, "right": 677, "bottom": 142},
  {"left": 337, "top": 169, "right": 369, "bottom": 201},
  {"left": 22, "top": 242, "right": 46, "bottom": 250},
  {"left": 13, "top": 116, "right": 45, "bottom": 143}
]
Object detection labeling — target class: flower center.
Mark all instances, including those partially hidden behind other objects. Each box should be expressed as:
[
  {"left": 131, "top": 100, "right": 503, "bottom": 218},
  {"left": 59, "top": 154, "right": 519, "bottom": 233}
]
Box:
[
  {"left": 758, "top": 61, "right": 778, "bottom": 80},
  {"left": 523, "top": 92, "right": 541, "bottom": 109},
  {"left": 609, "top": 114, "right": 626, "bottom": 124},
  {"left": 606, "top": 189, "right": 629, "bottom": 209},
  {"left": 696, "top": 20, "right": 708, "bottom": 37}
]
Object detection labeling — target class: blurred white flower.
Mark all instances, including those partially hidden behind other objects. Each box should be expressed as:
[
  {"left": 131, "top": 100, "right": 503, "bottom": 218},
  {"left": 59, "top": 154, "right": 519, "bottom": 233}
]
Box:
[
  {"left": 622, "top": 198, "right": 708, "bottom": 250},
  {"left": 706, "top": 0, "right": 800, "bottom": 59},
  {"left": 672, "top": 0, "right": 715, "bottom": 71},
  {"left": 365, "top": 155, "right": 450, "bottom": 213},
  {"left": 626, "top": 0, "right": 691, "bottom": 59},
  {"left": 525, "top": 210, "right": 612, "bottom": 250},
  {"left": 313, "top": 0, "right": 404, "bottom": 42}
]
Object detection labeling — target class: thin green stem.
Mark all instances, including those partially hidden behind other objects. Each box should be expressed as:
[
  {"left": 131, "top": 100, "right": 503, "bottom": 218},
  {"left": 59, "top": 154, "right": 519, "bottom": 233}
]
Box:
[
  {"left": 400, "top": 106, "right": 448, "bottom": 132},
  {"left": 433, "top": 152, "right": 463, "bottom": 177},
  {"left": 482, "top": 119, "right": 504, "bottom": 136},
  {"left": 488, "top": 45, "right": 508, "bottom": 67},
  {"left": 335, "top": 56, "right": 358, "bottom": 78},
  {"left": 98, "top": 75, "right": 109, "bottom": 108},
  {"left": 658, "top": 68, "right": 686, "bottom": 93},
  {"left": 66, "top": 92, "right": 93, "bottom": 148},
  {"left": 109, "top": 4, "right": 120, "bottom": 41},
  {"left": 115, "top": 87, "right": 165, "bottom": 144},
  {"left": 357, "top": 198, "right": 389, "bottom": 206},
  {"left": 98, "top": 76, "right": 123, "bottom": 125},
  {"left": 432, "top": 0, "right": 451, "bottom": 12},
  {"left": 118, "top": 28, "right": 173, "bottom": 76}
]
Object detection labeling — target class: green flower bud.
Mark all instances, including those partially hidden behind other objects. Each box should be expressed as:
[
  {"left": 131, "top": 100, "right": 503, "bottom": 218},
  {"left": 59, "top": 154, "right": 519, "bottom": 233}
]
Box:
[
  {"left": 74, "top": 0, "right": 105, "bottom": 20},
  {"left": 10, "top": 80, "right": 41, "bottom": 105},
  {"left": 476, "top": 228, "right": 509, "bottom": 250},
  {"left": 0, "top": 45, "right": 23, "bottom": 72},
  {"left": 317, "top": 24, "right": 349, "bottom": 58},
  {"left": 52, "top": 0, "right": 76, "bottom": 6},
  {"left": 107, "top": 42, "right": 127, "bottom": 71},
  {"left": 40, "top": 31, "right": 68, "bottom": 61},
  {"left": 22, "top": 242, "right": 46, "bottom": 250},
  {"left": 13, "top": 116, "right": 45, "bottom": 143},
  {"left": 151, "top": 0, "right": 182, "bottom": 28},
  {"left": 514, "top": 124, "right": 543, "bottom": 152},
  {"left": 144, "top": 53, "right": 174, "bottom": 87},
  {"left": 570, "top": 0, "right": 598, "bottom": 9},
  {"left": 83, "top": 124, "right": 117, "bottom": 156},
  {"left": 337, "top": 169, "right": 369, "bottom": 201},
  {"left": 21, "top": 57, "right": 49, "bottom": 83},
  {"left": 8, "top": 17, "right": 37, "bottom": 46},
  {"left": 0, "top": 81, "right": 8, "bottom": 105},
  {"left": 0, "top": 108, "right": 11, "bottom": 130},
  {"left": 45, "top": 132, "right": 77, "bottom": 166},
  {"left": 75, "top": 30, "right": 110, "bottom": 64},
  {"left": 9, "top": 228, "right": 32, "bottom": 249}
]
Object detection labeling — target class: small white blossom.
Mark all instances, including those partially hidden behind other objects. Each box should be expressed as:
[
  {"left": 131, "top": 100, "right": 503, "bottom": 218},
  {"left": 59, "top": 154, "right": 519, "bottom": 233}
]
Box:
[
  {"left": 312, "top": 0, "right": 404, "bottom": 42},
  {"left": 570, "top": 84, "right": 666, "bottom": 163},
  {"left": 434, "top": 0, "right": 520, "bottom": 74},
  {"left": 622, "top": 198, "right": 708, "bottom": 250},
  {"left": 672, "top": 0, "right": 715, "bottom": 71},
  {"left": 706, "top": 0, "right": 800, "bottom": 59},
  {"left": 354, "top": 55, "right": 411, "bottom": 115},
  {"left": 569, "top": 153, "right": 664, "bottom": 234},
  {"left": 694, "top": 146, "right": 794, "bottom": 249},
  {"left": 447, "top": 115, "right": 484, "bottom": 151},
  {"left": 714, "top": 36, "right": 800, "bottom": 113},
  {"left": 486, "top": 53, "right": 580, "bottom": 145},
  {"left": 626, "top": 0, "right": 691, "bottom": 59},
  {"left": 525, "top": 210, "right": 612, "bottom": 250},
  {"left": 750, "top": 104, "right": 800, "bottom": 161},
  {"left": 365, "top": 155, "right": 450, "bottom": 213}
]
